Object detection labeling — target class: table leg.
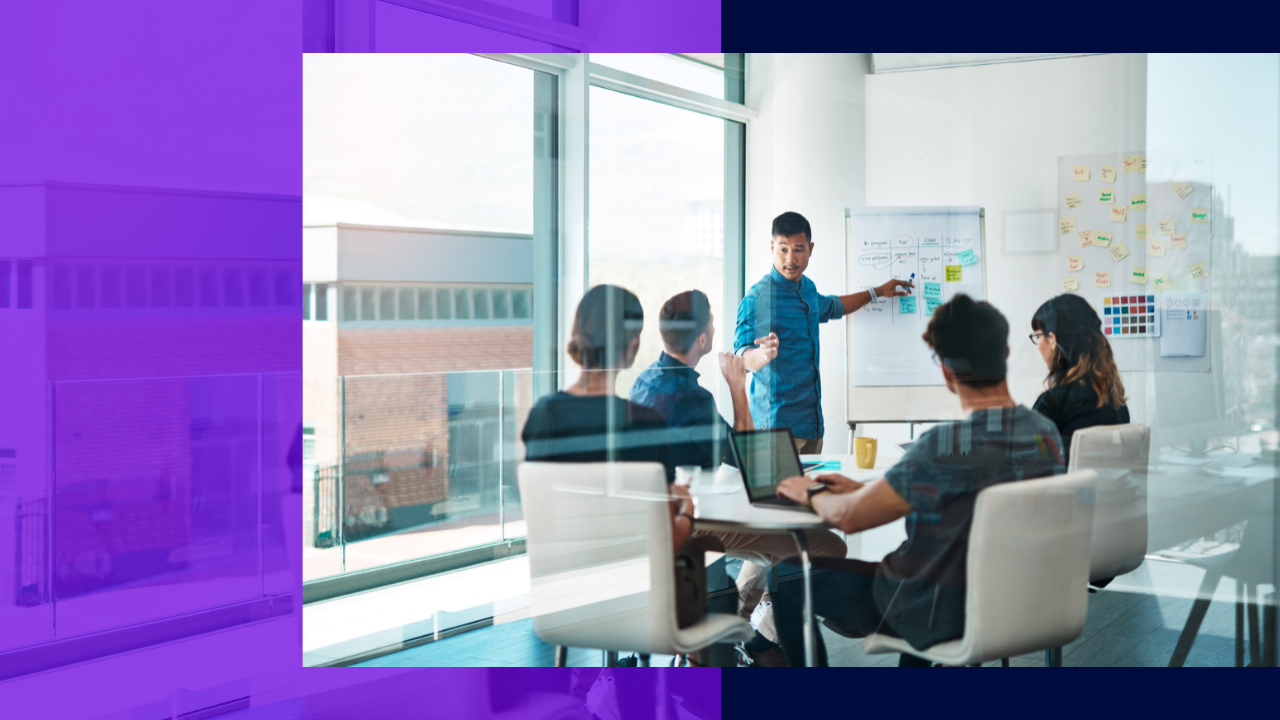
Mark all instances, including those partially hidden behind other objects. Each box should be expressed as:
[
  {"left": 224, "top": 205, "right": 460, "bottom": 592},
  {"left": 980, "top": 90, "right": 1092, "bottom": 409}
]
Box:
[{"left": 790, "top": 529, "right": 815, "bottom": 667}]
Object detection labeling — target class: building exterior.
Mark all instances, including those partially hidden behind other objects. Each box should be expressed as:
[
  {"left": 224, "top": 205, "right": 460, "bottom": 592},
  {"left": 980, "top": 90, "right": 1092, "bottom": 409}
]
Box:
[{"left": 302, "top": 196, "right": 534, "bottom": 550}]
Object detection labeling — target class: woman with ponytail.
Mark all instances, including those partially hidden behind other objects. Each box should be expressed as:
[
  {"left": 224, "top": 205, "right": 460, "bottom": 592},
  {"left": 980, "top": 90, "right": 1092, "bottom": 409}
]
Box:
[{"left": 1030, "top": 294, "right": 1131, "bottom": 460}]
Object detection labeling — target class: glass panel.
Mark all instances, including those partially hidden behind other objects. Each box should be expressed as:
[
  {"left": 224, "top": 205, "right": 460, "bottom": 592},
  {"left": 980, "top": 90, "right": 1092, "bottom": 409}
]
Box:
[
  {"left": 589, "top": 86, "right": 726, "bottom": 399},
  {"left": 511, "top": 288, "right": 530, "bottom": 319},
  {"left": 151, "top": 266, "right": 171, "bottom": 308},
  {"left": 343, "top": 285, "right": 357, "bottom": 321},
  {"left": 340, "top": 373, "right": 503, "bottom": 574},
  {"left": 303, "top": 283, "right": 312, "bottom": 321},
  {"left": 52, "top": 263, "right": 72, "bottom": 310},
  {"left": 223, "top": 267, "right": 243, "bottom": 307},
  {"left": 248, "top": 268, "right": 270, "bottom": 306},
  {"left": 473, "top": 288, "right": 490, "bottom": 319},
  {"left": 435, "top": 287, "right": 452, "bottom": 319},
  {"left": 418, "top": 287, "right": 434, "bottom": 320},
  {"left": 373, "top": 1, "right": 559, "bottom": 52},
  {"left": 17, "top": 259, "right": 33, "bottom": 309},
  {"left": 315, "top": 282, "right": 328, "bottom": 320},
  {"left": 52, "top": 375, "right": 262, "bottom": 636},
  {"left": 398, "top": 287, "right": 416, "bottom": 320},
  {"left": 593, "top": 54, "right": 726, "bottom": 99},
  {"left": 174, "top": 266, "right": 193, "bottom": 307},
  {"left": 360, "top": 286, "right": 375, "bottom": 321},
  {"left": 492, "top": 289, "right": 510, "bottom": 319},
  {"left": 379, "top": 287, "right": 396, "bottom": 321},
  {"left": 199, "top": 267, "right": 218, "bottom": 307},
  {"left": 125, "top": 266, "right": 148, "bottom": 308},
  {"left": 101, "top": 265, "right": 122, "bottom": 308},
  {"left": 454, "top": 288, "right": 471, "bottom": 320}
]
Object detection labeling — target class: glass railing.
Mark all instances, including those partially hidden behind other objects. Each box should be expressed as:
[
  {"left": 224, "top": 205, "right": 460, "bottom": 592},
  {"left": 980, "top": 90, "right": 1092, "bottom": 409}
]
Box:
[
  {"left": 2, "top": 372, "right": 298, "bottom": 654},
  {"left": 303, "top": 369, "right": 560, "bottom": 583}
]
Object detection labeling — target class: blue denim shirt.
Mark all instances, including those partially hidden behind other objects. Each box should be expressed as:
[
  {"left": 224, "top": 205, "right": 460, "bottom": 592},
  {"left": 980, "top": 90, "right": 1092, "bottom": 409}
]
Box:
[
  {"left": 629, "top": 351, "right": 729, "bottom": 469},
  {"left": 734, "top": 267, "right": 844, "bottom": 439}
]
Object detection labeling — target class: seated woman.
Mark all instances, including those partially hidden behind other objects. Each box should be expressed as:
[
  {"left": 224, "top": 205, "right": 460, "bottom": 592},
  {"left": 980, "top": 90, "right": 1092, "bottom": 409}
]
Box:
[
  {"left": 521, "top": 284, "right": 697, "bottom": 551},
  {"left": 1030, "top": 294, "right": 1130, "bottom": 462}
]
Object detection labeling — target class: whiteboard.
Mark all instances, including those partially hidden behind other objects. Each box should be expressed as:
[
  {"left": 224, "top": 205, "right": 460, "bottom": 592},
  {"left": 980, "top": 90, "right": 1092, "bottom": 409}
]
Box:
[{"left": 844, "top": 207, "right": 986, "bottom": 421}]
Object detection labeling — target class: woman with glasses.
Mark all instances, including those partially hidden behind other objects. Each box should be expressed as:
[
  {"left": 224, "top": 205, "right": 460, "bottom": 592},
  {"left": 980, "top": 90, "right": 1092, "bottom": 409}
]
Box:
[{"left": 1028, "top": 294, "right": 1130, "bottom": 462}]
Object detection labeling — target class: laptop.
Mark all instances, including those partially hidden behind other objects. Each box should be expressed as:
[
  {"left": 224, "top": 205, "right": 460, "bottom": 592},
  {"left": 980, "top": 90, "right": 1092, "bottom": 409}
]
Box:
[{"left": 727, "top": 428, "right": 817, "bottom": 513}]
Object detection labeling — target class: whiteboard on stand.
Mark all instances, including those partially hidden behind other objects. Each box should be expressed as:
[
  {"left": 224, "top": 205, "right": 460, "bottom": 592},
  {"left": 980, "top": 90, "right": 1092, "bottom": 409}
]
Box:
[{"left": 844, "top": 206, "right": 986, "bottom": 422}]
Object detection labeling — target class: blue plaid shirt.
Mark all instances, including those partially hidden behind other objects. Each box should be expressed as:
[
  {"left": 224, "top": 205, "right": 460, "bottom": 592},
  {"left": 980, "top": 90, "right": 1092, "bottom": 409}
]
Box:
[
  {"left": 629, "top": 351, "right": 730, "bottom": 469},
  {"left": 734, "top": 267, "right": 844, "bottom": 439}
]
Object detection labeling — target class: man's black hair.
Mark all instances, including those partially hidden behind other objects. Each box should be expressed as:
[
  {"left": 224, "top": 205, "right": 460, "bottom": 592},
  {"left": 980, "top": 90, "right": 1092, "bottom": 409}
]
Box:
[
  {"left": 922, "top": 294, "right": 1009, "bottom": 388},
  {"left": 772, "top": 211, "right": 811, "bottom": 242},
  {"left": 658, "top": 290, "right": 712, "bottom": 354}
]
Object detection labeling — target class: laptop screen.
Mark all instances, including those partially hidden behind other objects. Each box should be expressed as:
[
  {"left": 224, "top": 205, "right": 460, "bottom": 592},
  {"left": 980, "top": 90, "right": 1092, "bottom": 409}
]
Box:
[{"left": 732, "top": 429, "right": 805, "bottom": 501}]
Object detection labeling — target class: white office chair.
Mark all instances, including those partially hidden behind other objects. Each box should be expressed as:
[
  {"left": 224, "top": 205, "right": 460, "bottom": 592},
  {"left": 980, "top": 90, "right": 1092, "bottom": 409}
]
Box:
[
  {"left": 1067, "top": 424, "right": 1150, "bottom": 582},
  {"left": 861, "top": 470, "right": 1098, "bottom": 667},
  {"left": 518, "top": 461, "right": 754, "bottom": 665}
]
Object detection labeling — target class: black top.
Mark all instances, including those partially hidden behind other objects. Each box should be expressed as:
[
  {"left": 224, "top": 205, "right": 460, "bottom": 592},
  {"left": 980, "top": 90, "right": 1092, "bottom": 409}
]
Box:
[
  {"left": 521, "top": 392, "right": 683, "bottom": 482},
  {"left": 1033, "top": 379, "right": 1130, "bottom": 462}
]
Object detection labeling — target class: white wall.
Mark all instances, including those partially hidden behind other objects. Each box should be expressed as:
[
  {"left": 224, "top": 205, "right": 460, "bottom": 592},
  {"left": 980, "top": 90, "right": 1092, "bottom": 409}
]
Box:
[
  {"left": 746, "top": 53, "right": 868, "bottom": 450},
  {"left": 865, "top": 53, "right": 1148, "bottom": 411}
]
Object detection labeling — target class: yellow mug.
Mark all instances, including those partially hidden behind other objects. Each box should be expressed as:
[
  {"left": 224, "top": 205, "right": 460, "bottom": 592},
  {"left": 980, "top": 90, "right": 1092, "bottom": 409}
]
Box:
[{"left": 854, "top": 437, "right": 878, "bottom": 469}]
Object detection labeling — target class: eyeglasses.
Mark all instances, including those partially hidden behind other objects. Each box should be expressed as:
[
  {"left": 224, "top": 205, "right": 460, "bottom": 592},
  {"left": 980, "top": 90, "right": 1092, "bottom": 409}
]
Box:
[
  {"left": 1029, "top": 332, "right": 1046, "bottom": 345},
  {"left": 930, "top": 352, "right": 941, "bottom": 366}
]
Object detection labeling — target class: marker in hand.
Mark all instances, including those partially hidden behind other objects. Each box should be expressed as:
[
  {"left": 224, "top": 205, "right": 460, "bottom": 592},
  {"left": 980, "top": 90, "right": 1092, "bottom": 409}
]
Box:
[{"left": 907, "top": 273, "right": 914, "bottom": 294}]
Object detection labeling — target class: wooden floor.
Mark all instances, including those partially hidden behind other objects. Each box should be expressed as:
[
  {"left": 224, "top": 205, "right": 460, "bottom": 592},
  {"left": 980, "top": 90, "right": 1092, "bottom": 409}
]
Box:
[{"left": 353, "top": 587, "right": 1252, "bottom": 668}]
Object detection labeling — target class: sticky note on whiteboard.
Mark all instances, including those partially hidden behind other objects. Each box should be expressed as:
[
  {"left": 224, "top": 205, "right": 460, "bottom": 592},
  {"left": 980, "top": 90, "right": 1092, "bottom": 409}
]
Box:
[
  {"left": 1062, "top": 276, "right": 1079, "bottom": 292},
  {"left": 1098, "top": 188, "right": 1114, "bottom": 204},
  {"left": 1148, "top": 240, "right": 1166, "bottom": 257},
  {"left": 1073, "top": 165, "right": 1090, "bottom": 182},
  {"left": 1173, "top": 181, "right": 1194, "bottom": 200},
  {"left": 1078, "top": 229, "right": 1094, "bottom": 247},
  {"left": 957, "top": 249, "right": 977, "bottom": 265},
  {"left": 1123, "top": 155, "right": 1141, "bottom": 173},
  {"left": 1190, "top": 208, "right": 1209, "bottom": 224},
  {"left": 899, "top": 296, "right": 917, "bottom": 314},
  {"left": 945, "top": 265, "right": 962, "bottom": 282},
  {"left": 1153, "top": 272, "right": 1173, "bottom": 291},
  {"left": 1136, "top": 224, "right": 1150, "bottom": 241},
  {"left": 1188, "top": 261, "right": 1208, "bottom": 279},
  {"left": 1100, "top": 165, "right": 1118, "bottom": 183},
  {"left": 1094, "top": 271, "right": 1111, "bottom": 287},
  {"left": 1130, "top": 194, "right": 1146, "bottom": 210},
  {"left": 1059, "top": 217, "right": 1077, "bottom": 234},
  {"left": 925, "top": 298, "right": 941, "bottom": 316},
  {"left": 1067, "top": 255, "right": 1084, "bottom": 272},
  {"left": 1094, "top": 230, "right": 1112, "bottom": 247},
  {"left": 1109, "top": 241, "right": 1130, "bottom": 262},
  {"left": 923, "top": 282, "right": 942, "bottom": 300},
  {"left": 1109, "top": 206, "right": 1128, "bottom": 222},
  {"left": 1065, "top": 192, "right": 1082, "bottom": 209},
  {"left": 1158, "top": 218, "right": 1176, "bottom": 235},
  {"left": 1131, "top": 267, "right": 1148, "bottom": 285},
  {"left": 1170, "top": 233, "right": 1187, "bottom": 250}
]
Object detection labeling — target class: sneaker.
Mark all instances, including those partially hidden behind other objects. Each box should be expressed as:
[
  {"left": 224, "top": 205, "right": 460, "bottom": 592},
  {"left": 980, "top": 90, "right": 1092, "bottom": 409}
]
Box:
[{"left": 749, "top": 601, "right": 779, "bottom": 644}]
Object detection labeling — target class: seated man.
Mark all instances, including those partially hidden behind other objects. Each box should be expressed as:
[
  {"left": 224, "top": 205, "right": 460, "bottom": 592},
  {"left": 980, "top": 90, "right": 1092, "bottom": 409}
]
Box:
[
  {"left": 769, "top": 294, "right": 1065, "bottom": 667},
  {"left": 629, "top": 290, "right": 847, "bottom": 666}
]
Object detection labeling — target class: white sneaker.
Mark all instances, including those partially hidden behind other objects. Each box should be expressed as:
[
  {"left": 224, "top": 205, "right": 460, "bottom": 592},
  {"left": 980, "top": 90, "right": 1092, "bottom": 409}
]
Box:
[{"left": 749, "top": 601, "right": 779, "bottom": 644}]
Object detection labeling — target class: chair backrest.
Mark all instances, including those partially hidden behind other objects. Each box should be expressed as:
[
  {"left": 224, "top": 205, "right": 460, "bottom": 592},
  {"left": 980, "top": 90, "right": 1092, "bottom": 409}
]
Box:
[
  {"left": 1068, "top": 423, "right": 1150, "bottom": 580},
  {"left": 517, "top": 462, "right": 676, "bottom": 651},
  {"left": 965, "top": 469, "right": 1097, "bottom": 660}
]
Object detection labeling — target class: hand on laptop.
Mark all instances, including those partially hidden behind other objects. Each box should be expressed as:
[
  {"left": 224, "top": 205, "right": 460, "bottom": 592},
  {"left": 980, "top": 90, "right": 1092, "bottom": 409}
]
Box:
[
  {"left": 776, "top": 476, "right": 817, "bottom": 506},
  {"left": 811, "top": 474, "right": 864, "bottom": 495}
]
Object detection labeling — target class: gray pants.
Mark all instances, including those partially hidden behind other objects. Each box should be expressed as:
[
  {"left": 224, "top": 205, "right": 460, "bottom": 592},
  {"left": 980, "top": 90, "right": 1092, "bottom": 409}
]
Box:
[
  {"left": 793, "top": 437, "right": 824, "bottom": 455},
  {"left": 692, "top": 527, "right": 847, "bottom": 619}
]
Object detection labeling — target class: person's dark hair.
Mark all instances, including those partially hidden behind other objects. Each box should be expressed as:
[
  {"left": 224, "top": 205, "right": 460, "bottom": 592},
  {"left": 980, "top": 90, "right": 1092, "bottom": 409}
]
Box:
[
  {"left": 771, "top": 211, "right": 811, "bottom": 242},
  {"left": 658, "top": 290, "right": 712, "bottom": 354},
  {"left": 1032, "top": 294, "right": 1127, "bottom": 409},
  {"left": 922, "top": 294, "right": 1009, "bottom": 388},
  {"left": 567, "top": 284, "right": 644, "bottom": 370}
]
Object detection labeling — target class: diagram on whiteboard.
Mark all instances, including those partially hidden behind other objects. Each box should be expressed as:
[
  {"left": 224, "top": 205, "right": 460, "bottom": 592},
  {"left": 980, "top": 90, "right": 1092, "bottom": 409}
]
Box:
[{"left": 847, "top": 208, "right": 985, "bottom": 387}]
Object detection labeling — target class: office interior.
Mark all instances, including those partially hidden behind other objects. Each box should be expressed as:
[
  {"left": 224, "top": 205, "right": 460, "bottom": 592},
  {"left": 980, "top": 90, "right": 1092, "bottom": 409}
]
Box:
[{"left": 291, "top": 53, "right": 1280, "bottom": 669}]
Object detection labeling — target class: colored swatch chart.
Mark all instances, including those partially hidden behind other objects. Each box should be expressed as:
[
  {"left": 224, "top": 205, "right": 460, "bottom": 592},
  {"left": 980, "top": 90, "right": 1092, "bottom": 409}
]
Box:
[{"left": 1101, "top": 294, "right": 1162, "bottom": 337}]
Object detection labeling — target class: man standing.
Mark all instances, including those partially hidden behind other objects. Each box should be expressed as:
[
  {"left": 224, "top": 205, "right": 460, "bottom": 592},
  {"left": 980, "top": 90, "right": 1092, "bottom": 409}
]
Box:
[{"left": 735, "top": 211, "right": 913, "bottom": 453}]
